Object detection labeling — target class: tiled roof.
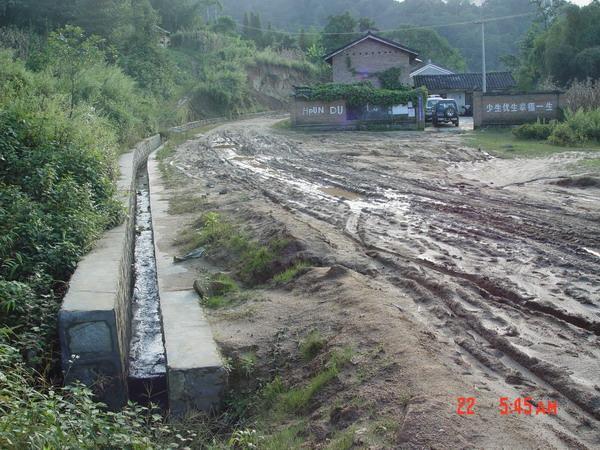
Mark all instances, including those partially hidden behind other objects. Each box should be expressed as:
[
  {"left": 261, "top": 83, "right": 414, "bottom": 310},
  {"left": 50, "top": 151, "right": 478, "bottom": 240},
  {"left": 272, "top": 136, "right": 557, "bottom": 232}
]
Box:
[
  {"left": 413, "top": 72, "right": 516, "bottom": 91},
  {"left": 323, "top": 31, "right": 419, "bottom": 63}
]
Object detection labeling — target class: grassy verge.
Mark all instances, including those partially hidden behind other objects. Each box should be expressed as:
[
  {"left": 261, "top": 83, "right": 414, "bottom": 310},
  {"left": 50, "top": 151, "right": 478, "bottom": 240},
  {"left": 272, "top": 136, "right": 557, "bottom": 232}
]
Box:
[
  {"left": 579, "top": 157, "right": 600, "bottom": 172},
  {"left": 272, "top": 118, "right": 292, "bottom": 130},
  {"left": 465, "top": 128, "right": 600, "bottom": 158},
  {"left": 178, "top": 212, "right": 304, "bottom": 287}
]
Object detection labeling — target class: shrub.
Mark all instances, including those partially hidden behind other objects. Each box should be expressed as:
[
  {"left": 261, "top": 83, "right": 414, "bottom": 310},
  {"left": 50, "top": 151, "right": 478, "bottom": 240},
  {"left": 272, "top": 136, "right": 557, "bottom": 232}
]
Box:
[
  {"left": 377, "top": 67, "right": 406, "bottom": 90},
  {"left": 513, "top": 120, "right": 556, "bottom": 140},
  {"left": 549, "top": 108, "right": 600, "bottom": 146},
  {"left": 0, "top": 344, "right": 186, "bottom": 449}
]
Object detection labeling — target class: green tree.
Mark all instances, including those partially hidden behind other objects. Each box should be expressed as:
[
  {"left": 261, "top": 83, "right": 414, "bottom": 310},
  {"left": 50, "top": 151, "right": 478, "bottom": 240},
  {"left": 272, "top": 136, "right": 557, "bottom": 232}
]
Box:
[
  {"left": 322, "top": 12, "right": 358, "bottom": 53},
  {"left": 574, "top": 46, "right": 600, "bottom": 80},
  {"left": 212, "top": 15, "right": 237, "bottom": 35},
  {"left": 513, "top": 2, "right": 600, "bottom": 88},
  {"left": 529, "top": 0, "right": 567, "bottom": 30},
  {"left": 47, "top": 25, "right": 106, "bottom": 117},
  {"left": 388, "top": 27, "right": 466, "bottom": 72},
  {"left": 358, "top": 17, "right": 378, "bottom": 33}
]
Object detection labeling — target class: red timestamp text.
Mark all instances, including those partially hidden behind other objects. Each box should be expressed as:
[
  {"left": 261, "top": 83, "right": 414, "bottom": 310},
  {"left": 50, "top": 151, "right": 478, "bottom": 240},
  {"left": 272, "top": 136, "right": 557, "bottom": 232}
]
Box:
[
  {"left": 499, "top": 397, "right": 558, "bottom": 416},
  {"left": 456, "top": 397, "right": 558, "bottom": 416}
]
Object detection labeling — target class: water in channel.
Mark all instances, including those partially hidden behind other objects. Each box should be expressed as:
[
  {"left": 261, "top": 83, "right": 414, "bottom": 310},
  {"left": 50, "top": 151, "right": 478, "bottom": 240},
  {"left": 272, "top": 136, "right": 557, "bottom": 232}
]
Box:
[{"left": 128, "top": 167, "right": 167, "bottom": 407}]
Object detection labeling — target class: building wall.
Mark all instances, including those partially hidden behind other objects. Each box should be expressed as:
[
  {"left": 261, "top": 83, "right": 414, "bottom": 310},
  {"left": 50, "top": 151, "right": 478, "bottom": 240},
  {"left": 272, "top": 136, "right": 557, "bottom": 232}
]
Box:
[
  {"left": 332, "top": 39, "right": 413, "bottom": 87},
  {"left": 473, "top": 91, "right": 562, "bottom": 127},
  {"left": 291, "top": 98, "right": 425, "bottom": 130},
  {"left": 445, "top": 91, "right": 467, "bottom": 112}
]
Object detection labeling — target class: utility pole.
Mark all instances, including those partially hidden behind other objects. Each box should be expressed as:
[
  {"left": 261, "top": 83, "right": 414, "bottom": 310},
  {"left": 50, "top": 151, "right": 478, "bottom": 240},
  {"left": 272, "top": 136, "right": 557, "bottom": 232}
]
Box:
[{"left": 481, "top": 20, "right": 487, "bottom": 93}]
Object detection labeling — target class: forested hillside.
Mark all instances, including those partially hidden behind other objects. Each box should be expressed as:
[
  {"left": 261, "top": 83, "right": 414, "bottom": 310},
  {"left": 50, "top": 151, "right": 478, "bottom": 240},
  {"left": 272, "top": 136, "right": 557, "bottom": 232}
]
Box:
[
  {"left": 221, "top": 0, "right": 536, "bottom": 71},
  {"left": 0, "top": 1, "right": 320, "bottom": 447}
]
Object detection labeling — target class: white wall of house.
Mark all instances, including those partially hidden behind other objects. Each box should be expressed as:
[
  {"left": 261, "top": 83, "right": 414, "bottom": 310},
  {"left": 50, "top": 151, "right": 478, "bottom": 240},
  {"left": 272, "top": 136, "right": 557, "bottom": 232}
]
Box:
[{"left": 446, "top": 92, "right": 466, "bottom": 112}]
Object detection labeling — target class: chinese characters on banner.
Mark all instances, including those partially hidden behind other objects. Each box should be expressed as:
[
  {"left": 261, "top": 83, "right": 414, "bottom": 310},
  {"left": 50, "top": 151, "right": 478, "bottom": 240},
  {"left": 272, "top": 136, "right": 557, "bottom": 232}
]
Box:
[{"left": 485, "top": 102, "right": 554, "bottom": 114}]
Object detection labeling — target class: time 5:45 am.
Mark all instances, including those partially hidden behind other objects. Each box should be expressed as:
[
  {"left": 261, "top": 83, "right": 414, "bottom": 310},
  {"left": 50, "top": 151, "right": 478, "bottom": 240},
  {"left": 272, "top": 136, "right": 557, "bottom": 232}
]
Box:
[{"left": 499, "top": 397, "right": 558, "bottom": 416}]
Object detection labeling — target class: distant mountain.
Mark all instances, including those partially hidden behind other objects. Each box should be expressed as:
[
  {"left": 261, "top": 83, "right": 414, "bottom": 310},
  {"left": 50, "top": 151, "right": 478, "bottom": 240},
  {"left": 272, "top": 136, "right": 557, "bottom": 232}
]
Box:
[{"left": 220, "top": 0, "right": 537, "bottom": 71}]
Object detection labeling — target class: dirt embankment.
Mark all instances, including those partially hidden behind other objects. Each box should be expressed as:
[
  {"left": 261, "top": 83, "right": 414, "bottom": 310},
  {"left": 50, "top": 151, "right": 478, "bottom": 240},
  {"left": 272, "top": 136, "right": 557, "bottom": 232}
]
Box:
[{"left": 161, "top": 117, "right": 600, "bottom": 449}]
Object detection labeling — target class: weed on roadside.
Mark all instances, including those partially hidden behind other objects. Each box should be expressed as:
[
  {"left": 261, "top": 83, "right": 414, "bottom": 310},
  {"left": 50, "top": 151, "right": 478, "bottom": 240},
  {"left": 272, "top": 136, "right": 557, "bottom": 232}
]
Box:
[
  {"left": 273, "top": 261, "right": 310, "bottom": 284},
  {"left": 299, "top": 330, "right": 326, "bottom": 361},
  {"left": 202, "top": 291, "right": 252, "bottom": 310},
  {"left": 179, "top": 212, "right": 297, "bottom": 286},
  {"left": 273, "top": 347, "right": 354, "bottom": 415}
]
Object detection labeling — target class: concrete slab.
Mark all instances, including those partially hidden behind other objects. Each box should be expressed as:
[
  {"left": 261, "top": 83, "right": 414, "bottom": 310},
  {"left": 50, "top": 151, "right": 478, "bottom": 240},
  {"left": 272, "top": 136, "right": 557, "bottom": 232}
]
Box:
[
  {"left": 160, "top": 290, "right": 222, "bottom": 370},
  {"left": 147, "top": 150, "right": 226, "bottom": 416},
  {"left": 59, "top": 135, "right": 162, "bottom": 408}
]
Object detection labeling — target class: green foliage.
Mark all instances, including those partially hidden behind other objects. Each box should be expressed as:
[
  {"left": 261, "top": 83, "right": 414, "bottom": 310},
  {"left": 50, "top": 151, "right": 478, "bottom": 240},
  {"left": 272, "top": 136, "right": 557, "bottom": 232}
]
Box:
[
  {"left": 280, "top": 365, "right": 339, "bottom": 413},
  {"left": 211, "top": 273, "right": 239, "bottom": 296},
  {"left": 376, "top": 67, "right": 405, "bottom": 91},
  {"left": 466, "top": 127, "right": 600, "bottom": 159},
  {"left": 512, "top": 110, "right": 600, "bottom": 146},
  {"left": 0, "top": 344, "right": 188, "bottom": 449},
  {"left": 385, "top": 27, "right": 467, "bottom": 72},
  {"left": 514, "top": 2, "right": 600, "bottom": 88},
  {"left": 303, "top": 83, "right": 426, "bottom": 107},
  {"left": 220, "top": 0, "right": 535, "bottom": 71},
  {"left": 0, "top": 49, "right": 136, "bottom": 366},
  {"left": 548, "top": 109, "right": 600, "bottom": 146},
  {"left": 299, "top": 330, "right": 326, "bottom": 361},
  {"left": 187, "top": 212, "right": 293, "bottom": 285},
  {"left": 272, "top": 261, "right": 309, "bottom": 284},
  {"left": 277, "top": 348, "right": 353, "bottom": 414},
  {"left": 513, "top": 120, "right": 556, "bottom": 140},
  {"left": 322, "top": 12, "right": 358, "bottom": 53},
  {"left": 251, "top": 48, "right": 319, "bottom": 76}
]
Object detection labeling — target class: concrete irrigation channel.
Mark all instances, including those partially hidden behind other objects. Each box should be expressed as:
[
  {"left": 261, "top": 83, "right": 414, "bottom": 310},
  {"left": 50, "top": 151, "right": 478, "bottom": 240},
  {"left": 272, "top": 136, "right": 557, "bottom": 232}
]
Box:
[
  {"left": 59, "top": 135, "right": 225, "bottom": 415},
  {"left": 127, "top": 167, "right": 167, "bottom": 407}
]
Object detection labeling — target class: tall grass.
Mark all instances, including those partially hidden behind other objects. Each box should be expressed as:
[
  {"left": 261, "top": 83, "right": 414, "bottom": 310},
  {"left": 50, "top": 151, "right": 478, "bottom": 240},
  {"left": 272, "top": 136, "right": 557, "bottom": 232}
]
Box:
[
  {"left": 549, "top": 108, "right": 600, "bottom": 146},
  {"left": 562, "top": 79, "right": 600, "bottom": 112}
]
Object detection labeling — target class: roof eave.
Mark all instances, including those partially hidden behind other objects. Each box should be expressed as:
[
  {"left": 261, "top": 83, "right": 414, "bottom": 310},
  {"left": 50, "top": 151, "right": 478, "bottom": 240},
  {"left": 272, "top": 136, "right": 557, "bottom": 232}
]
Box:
[{"left": 322, "top": 32, "right": 419, "bottom": 62}]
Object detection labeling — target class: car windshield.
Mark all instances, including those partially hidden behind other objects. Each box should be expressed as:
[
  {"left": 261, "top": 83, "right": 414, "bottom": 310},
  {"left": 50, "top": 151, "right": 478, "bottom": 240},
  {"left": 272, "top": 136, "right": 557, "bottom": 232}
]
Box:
[
  {"left": 426, "top": 100, "right": 439, "bottom": 108},
  {"left": 436, "top": 101, "right": 456, "bottom": 109}
]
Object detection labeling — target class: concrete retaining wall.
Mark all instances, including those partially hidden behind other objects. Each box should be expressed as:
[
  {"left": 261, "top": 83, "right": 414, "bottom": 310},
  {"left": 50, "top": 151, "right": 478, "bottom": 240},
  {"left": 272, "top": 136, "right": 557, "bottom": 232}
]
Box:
[
  {"left": 59, "top": 135, "right": 162, "bottom": 408},
  {"left": 473, "top": 91, "right": 563, "bottom": 128},
  {"left": 291, "top": 97, "right": 426, "bottom": 131}
]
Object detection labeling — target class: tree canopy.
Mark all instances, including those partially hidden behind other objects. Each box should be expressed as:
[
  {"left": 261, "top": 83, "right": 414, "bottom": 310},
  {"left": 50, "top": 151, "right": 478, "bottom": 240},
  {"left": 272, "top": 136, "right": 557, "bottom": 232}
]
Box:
[{"left": 513, "top": 2, "right": 600, "bottom": 88}]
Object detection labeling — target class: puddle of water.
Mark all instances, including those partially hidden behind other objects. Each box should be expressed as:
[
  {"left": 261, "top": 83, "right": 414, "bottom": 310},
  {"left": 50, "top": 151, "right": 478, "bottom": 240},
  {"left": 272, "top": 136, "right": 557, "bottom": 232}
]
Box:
[
  {"left": 320, "top": 186, "right": 362, "bottom": 200},
  {"left": 583, "top": 247, "right": 600, "bottom": 259}
]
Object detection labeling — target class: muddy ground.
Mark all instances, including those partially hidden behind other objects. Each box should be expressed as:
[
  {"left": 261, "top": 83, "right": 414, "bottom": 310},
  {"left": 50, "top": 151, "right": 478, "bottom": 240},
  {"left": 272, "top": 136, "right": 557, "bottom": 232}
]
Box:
[{"left": 161, "top": 116, "right": 600, "bottom": 449}]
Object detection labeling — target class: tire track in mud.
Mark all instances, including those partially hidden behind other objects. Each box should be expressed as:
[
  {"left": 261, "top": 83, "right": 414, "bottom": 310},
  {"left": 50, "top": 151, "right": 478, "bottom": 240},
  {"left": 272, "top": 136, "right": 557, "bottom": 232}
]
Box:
[
  {"left": 369, "top": 248, "right": 600, "bottom": 420},
  {"left": 174, "top": 128, "right": 600, "bottom": 429}
]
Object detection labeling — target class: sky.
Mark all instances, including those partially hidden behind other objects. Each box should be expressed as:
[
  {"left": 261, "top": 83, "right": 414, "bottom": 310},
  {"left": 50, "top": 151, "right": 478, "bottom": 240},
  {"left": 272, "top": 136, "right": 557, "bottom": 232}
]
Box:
[{"left": 570, "top": 0, "right": 593, "bottom": 5}]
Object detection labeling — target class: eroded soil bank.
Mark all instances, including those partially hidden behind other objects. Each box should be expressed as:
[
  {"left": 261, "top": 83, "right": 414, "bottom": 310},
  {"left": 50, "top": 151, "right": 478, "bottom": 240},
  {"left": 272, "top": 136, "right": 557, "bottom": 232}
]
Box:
[{"left": 160, "top": 116, "right": 600, "bottom": 449}]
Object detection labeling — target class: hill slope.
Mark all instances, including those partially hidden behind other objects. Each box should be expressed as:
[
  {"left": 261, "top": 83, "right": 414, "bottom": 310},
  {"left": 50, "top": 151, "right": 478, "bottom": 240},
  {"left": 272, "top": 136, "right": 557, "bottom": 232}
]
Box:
[{"left": 221, "top": 0, "right": 536, "bottom": 71}]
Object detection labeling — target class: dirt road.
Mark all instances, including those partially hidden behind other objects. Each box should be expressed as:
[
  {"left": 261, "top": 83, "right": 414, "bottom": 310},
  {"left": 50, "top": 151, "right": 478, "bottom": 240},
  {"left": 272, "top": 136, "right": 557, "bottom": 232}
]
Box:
[{"left": 164, "top": 116, "right": 600, "bottom": 448}]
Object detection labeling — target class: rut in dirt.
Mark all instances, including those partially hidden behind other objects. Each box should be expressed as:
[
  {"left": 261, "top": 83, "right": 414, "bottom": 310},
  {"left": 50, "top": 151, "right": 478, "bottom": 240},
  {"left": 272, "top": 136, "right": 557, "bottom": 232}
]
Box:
[{"left": 171, "top": 123, "right": 600, "bottom": 423}]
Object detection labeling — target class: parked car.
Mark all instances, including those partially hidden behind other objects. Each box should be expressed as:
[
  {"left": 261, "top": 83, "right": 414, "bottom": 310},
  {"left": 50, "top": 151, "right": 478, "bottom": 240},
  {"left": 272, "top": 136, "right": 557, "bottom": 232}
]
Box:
[
  {"left": 432, "top": 99, "right": 459, "bottom": 127},
  {"left": 425, "top": 96, "right": 442, "bottom": 122}
]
